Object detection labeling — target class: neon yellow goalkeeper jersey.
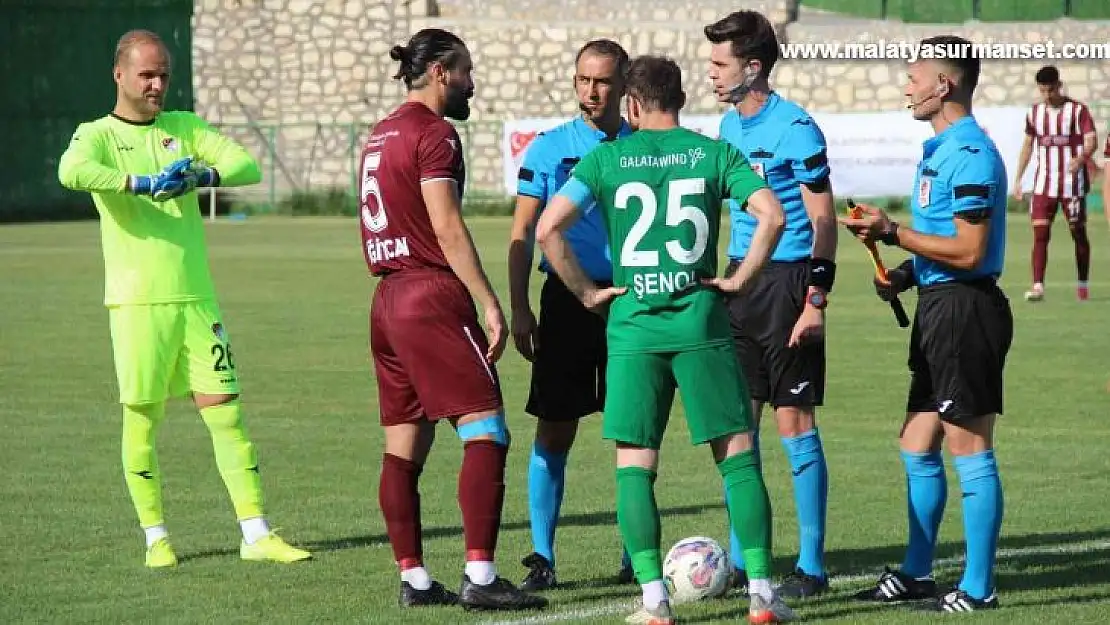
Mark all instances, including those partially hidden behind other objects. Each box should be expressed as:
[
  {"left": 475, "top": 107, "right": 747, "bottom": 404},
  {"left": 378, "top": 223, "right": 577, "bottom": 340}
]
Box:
[{"left": 58, "top": 112, "right": 261, "bottom": 305}]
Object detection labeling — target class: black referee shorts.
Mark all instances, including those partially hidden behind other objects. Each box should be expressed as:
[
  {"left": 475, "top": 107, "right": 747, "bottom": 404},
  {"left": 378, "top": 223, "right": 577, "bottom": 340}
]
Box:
[
  {"left": 725, "top": 260, "right": 825, "bottom": 409},
  {"left": 906, "top": 279, "right": 1013, "bottom": 422},
  {"left": 525, "top": 273, "right": 609, "bottom": 421}
]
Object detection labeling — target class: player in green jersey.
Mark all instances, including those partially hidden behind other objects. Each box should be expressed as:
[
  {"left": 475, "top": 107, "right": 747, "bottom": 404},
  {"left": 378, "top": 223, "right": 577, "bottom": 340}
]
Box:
[
  {"left": 57, "top": 30, "right": 310, "bottom": 568},
  {"left": 536, "top": 55, "right": 795, "bottom": 624}
]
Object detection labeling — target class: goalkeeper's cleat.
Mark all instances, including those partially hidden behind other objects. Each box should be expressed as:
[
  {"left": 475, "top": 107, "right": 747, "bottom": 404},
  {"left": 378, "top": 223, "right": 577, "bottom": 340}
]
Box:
[
  {"left": 748, "top": 593, "right": 797, "bottom": 624},
  {"left": 145, "top": 538, "right": 178, "bottom": 568},
  {"left": 399, "top": 580, "right": 459, "bottom": 607},
  {"left": 520, "top": 552, "right": 557, "bottom": 591},
  {"left": 239, "top": 532, "right": 312, "bottom": 563},
  {"left": 459, "top": 575, "right": 548, "bottom": 611},
  {"left": 625, "top": 599, "right": 676, "bottom": 624},
  {"left": 776, "top": 568, "right": 829, "bottom": 599},
  {"left": 920, "top": 588, "right": 999, "bottom": 613},
  {"left": 853, "top": 567, "right": 936, "bottom": 602}
]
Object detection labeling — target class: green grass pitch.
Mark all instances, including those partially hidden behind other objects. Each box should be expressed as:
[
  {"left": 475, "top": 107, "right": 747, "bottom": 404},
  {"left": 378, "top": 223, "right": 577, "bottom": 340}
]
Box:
[{"left": 2, "top": 215, "right": 1109, "bottom": 624}]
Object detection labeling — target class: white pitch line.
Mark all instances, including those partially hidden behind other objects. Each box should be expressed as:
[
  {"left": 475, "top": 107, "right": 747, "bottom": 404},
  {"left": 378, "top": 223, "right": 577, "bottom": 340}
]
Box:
[{"left": 482, "top": 539, "right": 1110, "bottom": 625}]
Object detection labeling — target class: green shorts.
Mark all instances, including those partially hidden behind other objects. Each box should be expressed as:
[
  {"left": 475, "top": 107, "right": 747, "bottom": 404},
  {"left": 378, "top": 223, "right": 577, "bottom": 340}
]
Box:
[
  {"left": 108, "top": 300, "right": 242, "bottom": 405},
  {"left": 602, "top": 343, "right": 754, "bottom": 449}
]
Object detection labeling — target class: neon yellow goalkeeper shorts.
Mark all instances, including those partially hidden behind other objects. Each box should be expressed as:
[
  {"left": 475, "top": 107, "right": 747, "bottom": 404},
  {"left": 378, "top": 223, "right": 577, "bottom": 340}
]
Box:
[{"left": 108, "top": 300, "right": 242, "bottom": 404}]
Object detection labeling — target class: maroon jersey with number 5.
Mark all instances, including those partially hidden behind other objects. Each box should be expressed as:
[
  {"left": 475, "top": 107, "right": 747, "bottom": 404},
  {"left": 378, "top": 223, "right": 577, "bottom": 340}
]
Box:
[{"left": 359, "top": 101, "right": 466, "bottom": 276}]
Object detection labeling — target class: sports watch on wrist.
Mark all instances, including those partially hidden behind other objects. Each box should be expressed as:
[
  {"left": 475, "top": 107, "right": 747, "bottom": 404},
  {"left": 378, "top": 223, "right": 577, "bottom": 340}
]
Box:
[{"left": 807, "top": 287, "right": 828, "bottom": 310}]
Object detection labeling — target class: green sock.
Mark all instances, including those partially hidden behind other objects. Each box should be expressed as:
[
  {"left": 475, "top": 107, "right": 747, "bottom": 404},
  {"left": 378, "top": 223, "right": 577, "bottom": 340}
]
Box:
[
  {"left": 718, "top": 449, "right": 773, "bottom": 580},
  {"left": 199, "top": 400, "right": 265, "bottom": 520},
  {"left": 121, "top": 403, "right": 166, "bottom": 528},
  {"left": 616, "top": 466, "right": 662, "bottom": 584}
]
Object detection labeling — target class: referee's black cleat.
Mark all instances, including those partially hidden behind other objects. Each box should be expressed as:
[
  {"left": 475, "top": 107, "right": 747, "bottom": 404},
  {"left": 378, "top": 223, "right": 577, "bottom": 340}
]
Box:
[
  {"left": 776, "top": 568, "right": 829, "bottom": 599},
  {"left": 854, "top": 567, "right": 937, "bottom": 602},
  {"left": 617, "top": 562, "right": 636, "bottom": 585},
  {"left": 399, "top": 580, "right": 459, "bottom": 607},
  {"left": 730, "top": 568, "right": 750, "bottom": 594},
  {"left": 520, "top": 552, "right": 557, "bottom": 591},
  {"left": 459, "top": 575, "right": 549, "bottom": 611},
  {"left": 920, "top": 588, "right": 999, "bottom": 613}
]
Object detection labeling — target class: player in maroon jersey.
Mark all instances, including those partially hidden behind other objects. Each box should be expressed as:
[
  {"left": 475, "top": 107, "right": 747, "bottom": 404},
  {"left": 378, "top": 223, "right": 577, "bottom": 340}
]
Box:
[
  {"left": 1103, "top": 132, "right": 1110, "bottom": 231},
  {"left": 1012, "top": 65, "right": 1098, "bottom": 302},
  {"left": 360, "top": 28, "right": 546, "bottom": 612}
]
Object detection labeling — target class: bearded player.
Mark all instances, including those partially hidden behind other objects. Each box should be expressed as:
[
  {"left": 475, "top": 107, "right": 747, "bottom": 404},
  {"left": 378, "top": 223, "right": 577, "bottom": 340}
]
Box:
[{"left": 361, "top": 28, "right": 546, "bottom": 612}]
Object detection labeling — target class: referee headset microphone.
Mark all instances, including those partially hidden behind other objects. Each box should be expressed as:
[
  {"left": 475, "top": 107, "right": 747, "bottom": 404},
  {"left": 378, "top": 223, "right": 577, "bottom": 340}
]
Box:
[
  {"left": 724, "top": 63, "right": 760, "bottom": 104},
  {"left": 906, "top": 76, "right": 948, "bottom": 109}
]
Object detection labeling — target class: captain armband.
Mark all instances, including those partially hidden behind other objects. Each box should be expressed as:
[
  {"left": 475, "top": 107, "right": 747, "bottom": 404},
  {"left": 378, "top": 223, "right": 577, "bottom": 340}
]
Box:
[{"left": 807, "top": 257, "right": 837, "bottom": 293}]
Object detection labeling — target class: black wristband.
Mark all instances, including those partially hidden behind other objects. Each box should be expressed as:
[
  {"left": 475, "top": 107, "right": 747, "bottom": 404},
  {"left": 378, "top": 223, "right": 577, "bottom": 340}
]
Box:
[
  {"left": 879, "top": 221, "right": 900, "bottom": 246},
  {"left": 807, "top": 257, "right": 836, "bottom": 292}
]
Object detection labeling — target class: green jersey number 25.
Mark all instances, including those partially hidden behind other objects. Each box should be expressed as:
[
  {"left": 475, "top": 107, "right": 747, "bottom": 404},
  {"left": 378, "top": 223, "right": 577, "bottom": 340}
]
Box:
[{"left": 616, "top": 178, "right": 709, "bottom": 268}]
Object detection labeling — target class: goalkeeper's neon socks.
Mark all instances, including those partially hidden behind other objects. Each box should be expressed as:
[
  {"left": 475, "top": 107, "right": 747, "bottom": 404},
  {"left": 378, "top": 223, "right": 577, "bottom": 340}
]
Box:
[
  {"left": 782, "top": 429, "right": 828, "bottom": 578},
  {"left": 900, "top": 450, "right": 947, "bottom": 579},
  {"left": 122, "top": 403, "right": 166, "bottom": 528},
  {"left": 199, "top": 400, "right": 264, "bottom": 520},
  {"left": 527, "top": 441, "right": 567, "bottom": 566},
  {"left": 955, "top": 450, "right": 1003, "bottom": 601}
]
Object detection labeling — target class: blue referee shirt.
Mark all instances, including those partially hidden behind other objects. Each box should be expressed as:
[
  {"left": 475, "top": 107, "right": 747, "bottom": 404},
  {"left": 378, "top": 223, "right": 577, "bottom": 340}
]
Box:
[
  {"left": 718, "top": 92, "right": 830, "bottom": 262},
  {"left": 516, "top": 116, "right": 631, "bottom": 281},
  {"left": 910, "top": 115, "right": 1007, "bottom": 287}
]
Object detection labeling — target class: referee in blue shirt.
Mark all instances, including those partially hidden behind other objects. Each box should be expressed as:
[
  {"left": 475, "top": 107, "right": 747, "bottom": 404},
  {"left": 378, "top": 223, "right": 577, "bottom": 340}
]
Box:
[
  {"left": 841, "top": 35, "right": 1011, "bottom": 614},
  {"left": 507, "top": 39, "right": 633, "bottom": 591},
  {"left": 704, "top": 10, "right": 838, "bottom": 599}
]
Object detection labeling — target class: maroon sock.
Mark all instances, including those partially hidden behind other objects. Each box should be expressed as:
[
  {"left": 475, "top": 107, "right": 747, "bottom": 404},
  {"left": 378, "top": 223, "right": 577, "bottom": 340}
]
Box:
[
  {"left": 458, "top": 440, "right": 508, "bottom": 562},
  {"left": 1070, "top": 225, "right": 1090, "bottom": 282},
  {"left": 1032, "top": 224, "right": 1051, "bottom": 284},
  {"left": 380, "top": 453, "right": 423, "bottom": 569}
]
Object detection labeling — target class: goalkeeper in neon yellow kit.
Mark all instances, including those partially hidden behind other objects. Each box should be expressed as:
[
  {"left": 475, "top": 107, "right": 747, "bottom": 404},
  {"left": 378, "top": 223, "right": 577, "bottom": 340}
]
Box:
[{"left": 57, "top": 29, "right": 310, "bottom": 568}]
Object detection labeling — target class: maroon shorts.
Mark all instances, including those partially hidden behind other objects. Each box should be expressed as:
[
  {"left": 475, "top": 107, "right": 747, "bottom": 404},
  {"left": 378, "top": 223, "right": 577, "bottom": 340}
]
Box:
[
  {"left": 370, "top": 268, "right": 503, "bottom": 426},
  {"left": 1031, "top": 194, "right": 1086, "bottom": 225}
]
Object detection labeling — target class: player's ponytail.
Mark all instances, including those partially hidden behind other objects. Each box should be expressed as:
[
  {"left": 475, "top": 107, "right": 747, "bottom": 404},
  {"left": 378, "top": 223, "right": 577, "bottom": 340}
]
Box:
[
  {"left": 390, "top": 44, "right": 411, "bottom": 81},
  {"left": 389, "top": 28, "right": 468, "bottom": 90}
]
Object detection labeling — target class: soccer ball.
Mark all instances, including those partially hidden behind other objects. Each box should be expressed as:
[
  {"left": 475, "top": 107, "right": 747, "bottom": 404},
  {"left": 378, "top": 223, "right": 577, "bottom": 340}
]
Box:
[{"left": 663, "top": 536, "right": 732, "bottom": 603}]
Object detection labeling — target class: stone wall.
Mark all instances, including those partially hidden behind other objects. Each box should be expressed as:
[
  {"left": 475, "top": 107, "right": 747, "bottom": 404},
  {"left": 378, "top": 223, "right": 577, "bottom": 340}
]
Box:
[{"left": 191, "top": 0, "right": 1110, "bottom": 198}]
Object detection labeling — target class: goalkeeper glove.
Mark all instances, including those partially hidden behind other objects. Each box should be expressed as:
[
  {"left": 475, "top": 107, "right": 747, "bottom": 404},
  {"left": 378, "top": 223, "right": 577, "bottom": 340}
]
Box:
[
  {"left": 128, "top": 157, "right": 196, "bottom": 201},
  {"left": 875, "top": 258, "right": 915, "bottom": 302},
  {"left": 187, "top": 161, "right": 220, "bottom": 188}
]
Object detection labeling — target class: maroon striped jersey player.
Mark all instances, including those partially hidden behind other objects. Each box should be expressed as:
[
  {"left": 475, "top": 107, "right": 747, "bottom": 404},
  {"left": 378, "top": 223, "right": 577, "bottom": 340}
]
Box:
[{"left": 1013, "top": 66, "right": 1097, "bottom": 302}]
